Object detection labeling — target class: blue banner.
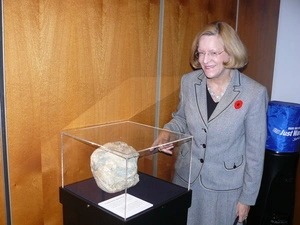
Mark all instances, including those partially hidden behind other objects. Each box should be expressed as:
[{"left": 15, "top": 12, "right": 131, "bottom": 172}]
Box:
[{"left": 266, "top": 101, "right": 300, "bottom": 153}]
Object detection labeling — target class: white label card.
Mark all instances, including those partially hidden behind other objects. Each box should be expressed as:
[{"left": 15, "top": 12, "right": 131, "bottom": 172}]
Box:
[{"left": 98, "top": 193, "right": 153, "bottom": 219}]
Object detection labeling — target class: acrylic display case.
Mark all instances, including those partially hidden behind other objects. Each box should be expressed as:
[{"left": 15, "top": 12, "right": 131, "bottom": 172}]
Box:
[{"left": 59, "top": 121, "right": 193, "bottom": 225}]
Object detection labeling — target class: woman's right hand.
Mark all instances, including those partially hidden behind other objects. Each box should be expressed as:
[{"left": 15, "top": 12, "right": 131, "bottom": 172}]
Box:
[{"left": 151, "top": 130, "right": 174, "bottom": 154}]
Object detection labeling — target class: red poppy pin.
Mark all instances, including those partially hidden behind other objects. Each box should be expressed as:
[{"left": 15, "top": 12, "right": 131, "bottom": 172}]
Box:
[{"left": 234, "top": 100, "right": 243, "bottom": 109}]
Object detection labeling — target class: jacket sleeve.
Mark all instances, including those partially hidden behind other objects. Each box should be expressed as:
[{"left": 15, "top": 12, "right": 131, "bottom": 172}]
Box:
[
  {"left": 163, "top": 76, "right": 189, "bottom": 134},
  {"left": 239, "top": 86, "right": 269, "bottom": 205}
]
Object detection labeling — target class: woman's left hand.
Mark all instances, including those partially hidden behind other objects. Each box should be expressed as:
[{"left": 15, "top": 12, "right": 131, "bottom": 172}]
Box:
[{"left": 236, "top": 202, "right": 250, "bottom": 222}]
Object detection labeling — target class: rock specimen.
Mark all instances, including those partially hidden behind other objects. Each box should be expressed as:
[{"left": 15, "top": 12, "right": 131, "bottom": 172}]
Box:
[{"left": 90, "top": 141, "right": 139, "bottom": 193}]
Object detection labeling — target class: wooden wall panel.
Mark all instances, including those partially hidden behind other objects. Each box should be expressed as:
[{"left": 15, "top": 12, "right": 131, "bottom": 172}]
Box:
[
  {"left": 0, "top": 151, "right": 5, "bottom": 225},
  {"left": 4, "top": 1, "right": 43, "bottom": 224},
  {"left": 159, "top": 0, "right": 237, "bottom": 126},
  {"left": 237, "top": 0, "right": 280, "bottom": 97},
  {"left": 4, "top": 0, "right": 160, "bottom": 224}
]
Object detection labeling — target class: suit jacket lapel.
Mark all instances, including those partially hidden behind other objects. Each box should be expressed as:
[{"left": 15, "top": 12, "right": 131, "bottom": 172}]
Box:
[
  {"left": 209, "top": 70, "right": 241, "bottom": 122},
  {"left": 194, "top": 71, "right": 208, "bottom": 127}
]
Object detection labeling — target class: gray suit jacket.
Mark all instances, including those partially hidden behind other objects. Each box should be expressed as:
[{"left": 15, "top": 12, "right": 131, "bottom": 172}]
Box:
[{"left": 164, "top": 69, "right": 268, "bottom": 205}]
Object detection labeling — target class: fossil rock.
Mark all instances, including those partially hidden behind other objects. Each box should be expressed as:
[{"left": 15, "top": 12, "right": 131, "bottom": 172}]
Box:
[{"left": 90, "top": 141, "right": 139, "bottom": 193}]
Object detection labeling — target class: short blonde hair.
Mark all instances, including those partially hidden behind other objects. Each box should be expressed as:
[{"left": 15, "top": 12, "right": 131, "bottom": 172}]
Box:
[{"left": 190, "top": 21, "right": 248, "bottom": 69}]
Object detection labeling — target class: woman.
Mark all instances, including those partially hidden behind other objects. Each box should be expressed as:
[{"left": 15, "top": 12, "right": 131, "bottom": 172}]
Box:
[{"left": 154, "top": 21, "right": 268, "bottom": 225}]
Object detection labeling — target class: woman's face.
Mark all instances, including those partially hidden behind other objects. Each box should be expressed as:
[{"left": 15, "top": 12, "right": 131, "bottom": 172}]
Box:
[{"left": 197, "top": 35, "right": 231, "bottom": 79}]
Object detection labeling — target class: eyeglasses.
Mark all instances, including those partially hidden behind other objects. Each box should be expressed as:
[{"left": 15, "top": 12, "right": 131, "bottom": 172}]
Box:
[{"left": 195, "top": 50, "right": 225, "bottom": 59}]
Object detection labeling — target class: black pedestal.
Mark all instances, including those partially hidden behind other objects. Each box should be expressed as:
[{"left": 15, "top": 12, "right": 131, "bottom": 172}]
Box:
[
  {"left": 248, "top": 150, "right": 299, "bottom": 225},
  {"left": 59, "top": 172, "right": 192, "bottom": 225}
]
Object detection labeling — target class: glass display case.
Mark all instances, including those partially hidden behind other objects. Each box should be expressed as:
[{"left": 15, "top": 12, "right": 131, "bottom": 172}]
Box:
[{"left": 60, "top": 121, "right": 193, "bottom": 225}]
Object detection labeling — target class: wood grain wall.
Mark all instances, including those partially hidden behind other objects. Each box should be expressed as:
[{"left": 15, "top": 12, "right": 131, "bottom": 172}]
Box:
[
  {"left": 237, "top": 0, "right": 280, "bottom": 98},
  {"left": 1, "top": 0, "right": 281, "bottom": 225},
  {"left": 0, "top": 149, "right": 5, "bottom": 225},
  {"left": 4, "top": 0, "right": 160, "bottom": 224}
]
